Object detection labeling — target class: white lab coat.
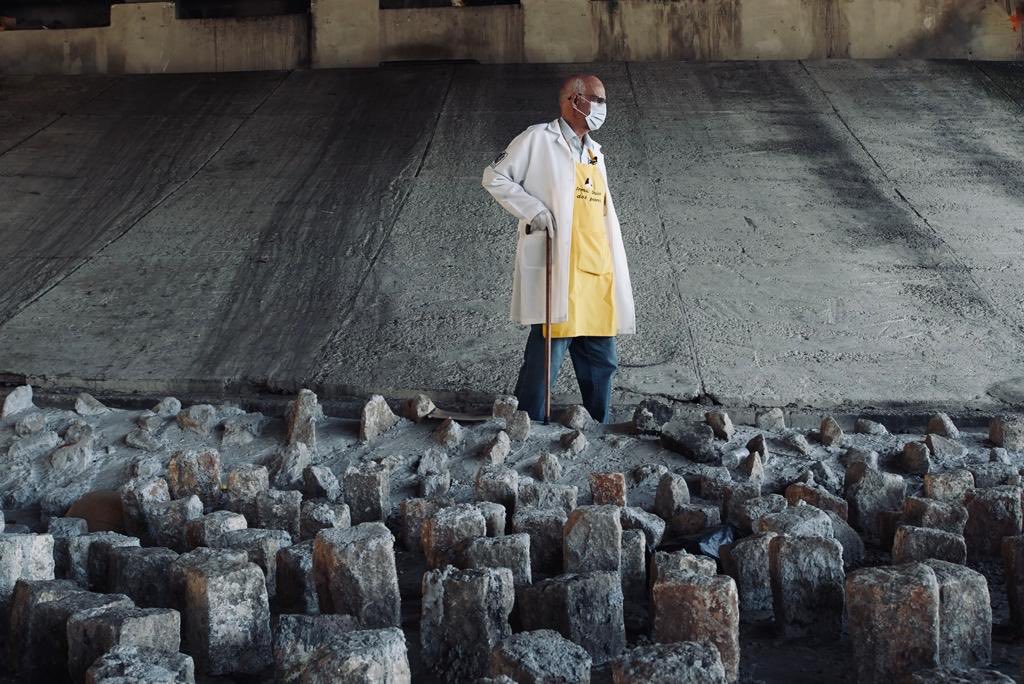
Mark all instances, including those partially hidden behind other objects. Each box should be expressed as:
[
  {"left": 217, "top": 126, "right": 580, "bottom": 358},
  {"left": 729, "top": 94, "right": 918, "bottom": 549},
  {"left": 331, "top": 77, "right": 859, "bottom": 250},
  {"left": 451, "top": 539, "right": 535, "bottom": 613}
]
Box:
[{"left": 481, "top": 119, "right": 637, "bottom": 335}]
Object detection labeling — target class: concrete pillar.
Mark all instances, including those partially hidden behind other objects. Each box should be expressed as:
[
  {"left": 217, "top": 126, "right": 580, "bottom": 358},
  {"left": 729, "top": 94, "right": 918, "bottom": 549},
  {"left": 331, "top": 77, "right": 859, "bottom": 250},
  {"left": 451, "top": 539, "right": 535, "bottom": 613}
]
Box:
[
  {"left": 522, "top": 0, "right": 593, "bottom": 64},
  {"left": 312, "top": 0, "right": 380, "bottom": 68}
]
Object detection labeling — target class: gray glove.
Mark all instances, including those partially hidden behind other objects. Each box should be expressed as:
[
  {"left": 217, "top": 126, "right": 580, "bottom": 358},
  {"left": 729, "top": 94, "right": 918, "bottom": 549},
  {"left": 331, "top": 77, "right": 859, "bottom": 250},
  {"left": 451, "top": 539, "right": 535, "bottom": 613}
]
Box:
[{"left": 528, "top": 209, "right": 555, "bottom": 239}]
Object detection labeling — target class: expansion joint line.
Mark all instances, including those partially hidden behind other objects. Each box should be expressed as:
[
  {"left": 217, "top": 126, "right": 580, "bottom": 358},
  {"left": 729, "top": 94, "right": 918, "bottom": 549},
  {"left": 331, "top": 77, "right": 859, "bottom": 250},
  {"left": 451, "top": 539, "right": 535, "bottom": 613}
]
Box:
[
  {"left": 1, "top": 70, "right": 295, "bottom": 327},
  {"left": 623, "top": 61, "right": 709, "bottom": 400},
  {"left": 797, "top": 60, "right": 1024, "bottom": 344},
  {"left": 0, "top": 78, "right": 119, "bottom": 157}
]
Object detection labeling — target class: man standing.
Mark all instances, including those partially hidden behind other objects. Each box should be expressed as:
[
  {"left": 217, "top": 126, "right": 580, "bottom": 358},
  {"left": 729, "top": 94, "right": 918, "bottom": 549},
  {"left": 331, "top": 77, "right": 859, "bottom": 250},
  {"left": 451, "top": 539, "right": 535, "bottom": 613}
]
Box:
[{"left": 482, "top": 74, "right": 636, "bottom": 423}]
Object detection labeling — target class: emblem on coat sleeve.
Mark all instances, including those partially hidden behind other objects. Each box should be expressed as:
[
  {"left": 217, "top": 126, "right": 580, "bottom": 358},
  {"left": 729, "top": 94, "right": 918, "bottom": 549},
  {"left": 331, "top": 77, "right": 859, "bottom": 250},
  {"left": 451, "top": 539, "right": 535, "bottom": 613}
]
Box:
[{"left": 490, "top": 151, "right": 508, "bottom": 167}]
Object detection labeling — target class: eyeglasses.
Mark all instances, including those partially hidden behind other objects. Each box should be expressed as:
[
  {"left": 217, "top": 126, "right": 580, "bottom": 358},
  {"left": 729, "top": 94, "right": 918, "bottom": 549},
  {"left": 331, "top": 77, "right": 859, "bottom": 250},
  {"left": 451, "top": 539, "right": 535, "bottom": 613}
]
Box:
[{"left": 576, "top": 93, "right": 607, "bottom": 105}]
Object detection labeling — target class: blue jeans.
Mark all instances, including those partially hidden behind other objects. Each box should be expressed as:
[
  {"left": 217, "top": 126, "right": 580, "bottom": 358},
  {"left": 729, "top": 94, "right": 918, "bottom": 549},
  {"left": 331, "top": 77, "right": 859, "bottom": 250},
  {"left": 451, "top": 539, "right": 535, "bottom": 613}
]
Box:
[{"left": 514, "top": 324, "right": 618, "bottom": 423}]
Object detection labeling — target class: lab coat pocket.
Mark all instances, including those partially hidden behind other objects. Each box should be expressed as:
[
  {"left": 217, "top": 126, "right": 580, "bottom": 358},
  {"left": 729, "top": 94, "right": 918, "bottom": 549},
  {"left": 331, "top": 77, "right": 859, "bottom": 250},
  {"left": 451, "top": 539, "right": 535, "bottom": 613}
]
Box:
[{"left": 521, "top": 231, "right": 547, "bottom": 270}]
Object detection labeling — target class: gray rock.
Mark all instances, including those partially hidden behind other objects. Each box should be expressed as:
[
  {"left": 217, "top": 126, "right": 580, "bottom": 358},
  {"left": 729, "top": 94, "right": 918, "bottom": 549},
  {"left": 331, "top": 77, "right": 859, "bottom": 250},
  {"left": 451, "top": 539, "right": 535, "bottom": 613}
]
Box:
[
  {"left": 136, "top": 410, "right": 164, "bottom": 432},
  {"left": 404, "top": 393, "right": 436, "bottom": 423},
  {"left": 563, "top": 505, "right": 621, "bottom": 573},
  {"left": 294, "top": 627, "right": 409, "bottom": 682},
  {"left": 512, "top": 508, "right": 568, "bottom": 576},
  {"left": 902, "top": 441, "right": 933, "bottom": 475},
  {"left": 108, "top": 546, "right": 179, "bottom": 609},
  {"left": 344, "top": 462, "right": 390, "bottom": 524},
  {"left": 119, "top": 477, "right": 172, "bottom": 536},
  {"left": 421, "top": 567, "right": 514, "bottom": 681},
  {"left": 989, "top": 414, "right": 1024, "bottom": 451},
  {"left": 224, "top": 464, "right": 270, "bottom": 525},
  {"left": 669, "top": 502, "right": 722, "bottom": 535},
  {"left": 652, "top": 569, "right": 739, "bottom": 682},
  {"left": 256, "top": 489, "right": 303, "bottom": 542},
  {"left": 968, "top": 463, "right": 1018, "bottom": 488},
  {"left": 855, "top": 418, "right": 889, "bottom": 436},
  {"left": 0, "top": 534, "right": 55, "bottom": 603},
  {"left": 516, "top": 571, "right": 625, "bottom": 664},
  {"left": 757, "top": 504, "right": 834, "bottom": 538},
  {"left": 273, "top": 614, "right": 361, "bottom": 682},
  {"left": 67, "top": 604, "right": 181, "bottom": 683},
  {"left": 74, "top": 392, "right": 110, "bottom": 417},
  {"left": 660, "top": 421, "right": 719, "bottom": 463},
  {"left": 924, "top": 470, "right": 975, "bottom": 504},
  {"left": 633, "top": 398, "right": 675, "bottom": 435},
  {"left": 144, "top": 496, "right": 204, "bottom": 552},
  {"left": 176, "top": 404, "right": 219, "bottom": 435},
  {"left": 221, "top": 411, "right": 267, "bottom": 446},
  {"left": 6, "top": 579, "right": 82, "bottom": 677},
  {"left": 755, "top": 407, "right": 786, "bottom": 431},
  {"left": 722, "top": 532, "right": 776, "bottom": 612},
  {"left": 125, "top": 428, "right": 163, "bottom": 452},
  {"left": 620, "top": 506, "right": 666, "bottom": 548},
  {"left": 560, "top": 405, "right": 593, "bottom": 430},
  {"left": 48, "top": 517, "right": 89, "bottom": 579},
  {"left": 482, "top": 431, "right": 512, "bottom": 465},
  {"left": 926, "top": 433, "right": 967, "bottom": 464},
  {"left": 728, "top": 494, "right": 788, "bottom": 533},
  {"left": 928, "top": 413, "right": 961, "bottom": 440},
  {"left": 301, "top": 500, "right": 351, "bottom": 541},
  {"left": 313, "top": 523, "right": 401, "bottom": 628},
  {"left": 908, "top": 668, "right": 1014, "bottom": 683},
  {"left": 167, "top": 449, "right": 221, "bottom": 510},
  {"left": 86, "top": 645, "right": 195, "bottom": 683},
  {"left": 1, "top": 384, "right": 34, "bottom": 419},
  {"left": 8, "top": 429, "right": 60, "bottom": 461},
  {"left": 925, "top": 559, "right": 992, "bottom": 669},
  {"left": 903, "top": 497, "right": 968, "bottom": 535},
  {"left": 185, "top": 510, "right": 248, "bottom": 549},
  {"left": 559, "top": 429, "right": 588, "bottom": 455},
  {"left": 400, "top": 498, "right": 443, "bottom": 552},
  {"left": 276, "top": 540, "right": 319, "bottom": 615},
  {"left": 287, "top": 389, "right": 322, "bottom": 450},
  {"left": 492, "top": 396, "right": 519, "bottom": 422},
  {"left": 705, "top": 409, "right": 735, "bottom": 441},
  {"left": 819, "top": 416, "right": 844, "bottom": 447},
  {"left": 434, "top": 417, "right": 465, "bottom": 449},
  {"left": 825, "top": 510, "right": 865, "bottom": 569},
  {"left": 893, "top": 525, "right": 967, "bottom": 564},
  {"left": 844, "top": 463, "right": 907, "bottom": 543},
  {"left": 476, "top": 501, "right": 507, "bottom": 537},
  {"left": 650, "top": 550, "right": 717, "bottom": 587},
  {"left": 840, "top": 447, "right": 879, "bottom": 469},
  {"left": 489, "top": 629, "right": 591, "bottom": 684},
  {"left": 423, "top": 504, "right": 487, "bottom": 569},
  {"left": 517, "top": 481, "right": 577, "bottom": 515},
  {"left": 219, "top": 527, "right": 293, "bottom": 600},
  {"left": 82, "top": 532, "right": 141, "bottom": 591},
  {"left": 15, "top": 411, "right": 46, "bottom": 436},
  {"left": 990, "top": 447, "right": 1012, "bottom": 465},
  {"left": 304, "top": 465, "right": 341, "bottom": 502},
  {"left": 612, "top": 641, "right": 727, "bottom": 684},
  {"left": 846, "top": 563, "right": 940, "bottom": 683},
  {"left": 769, "top": 534, "right": 845, "bottom": 639},
  {"left": 274, "top": 442, "right": 313, "bottom": 491},
  {"left": 475, "top": 464, "right": 519, "bottom": 512},
  {"left": 360, "top": 395, "right": 399, "bottom": 442},
  {"left": 533, "top": 452, "right": 561, "bottom": 481},
  {"left": 153, "top": 397, "right": 182, "bottom": 418},
  {"left": 620, "top": 528, "right": 646, "bottom": 601},
  {"left": 461, "top": 534, "right": 532, "bottom": 587},
  {"left": 506, "top": 410, "right": 531, "bottom": 441},
  {"left": 654, "top": 473, "right": 690, "bottom": 519},
  {"left": 964, "top": 486, "right": 1023, "bottom": 558}
]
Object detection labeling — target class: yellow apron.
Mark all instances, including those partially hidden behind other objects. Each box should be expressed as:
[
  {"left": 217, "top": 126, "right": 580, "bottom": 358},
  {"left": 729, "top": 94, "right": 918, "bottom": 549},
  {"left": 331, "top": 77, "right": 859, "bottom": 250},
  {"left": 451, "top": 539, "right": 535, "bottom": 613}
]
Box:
[{"left": 544, "top": 150, "right": 616, "bottom": 338}]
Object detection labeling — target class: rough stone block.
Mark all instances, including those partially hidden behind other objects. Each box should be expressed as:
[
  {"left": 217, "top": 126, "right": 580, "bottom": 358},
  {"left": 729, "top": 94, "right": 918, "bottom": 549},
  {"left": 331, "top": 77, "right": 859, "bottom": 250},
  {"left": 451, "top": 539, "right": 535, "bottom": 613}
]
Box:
[
  {"left": 301, "top": 500, "right": 351, "bottom": 541},
  {"left": 533, "top": 452, "right": 560, "bottom": 481},
  {"left": 785, "top": 482, "right": 848, "bottom": 520},
  {"left": 273, "top": 442, "right": 313, "bottom": 491},
  {"left": 492, "top": 396, "right": 518, "bottom": 422},
  {"left": 516, "top": 571, "right": 625, "bottom": 664},
  {"left": 892, "top": 525, "right": 967, "bottom": 564},
  {"left": 167, "top": 449, "right": 221, "bottom": 510},
  {"left": 846, "top": 563, "right": 940, "bottom": 684},
  {"left": 67, "top": 604, "right": 181, "bottom": 682},
  {"left": 769, "top": 535, "right": 845, "bottom": 639},
  {"left": 360, "top": 394, "right": 399, "bottom": 442},
  {"left": 969, "top": 463, "right": 1018, "bottom": 489},
  {"left": 517, "top": 482, "right": 577, "bottom": 515},
  {"left": 343, "top": 462, "right": 390, "bottom": 524},
  {"left": 224, "top": 464, "right": 270, "bottom": 525},
  {"left": 654, "top": 473, "right": 690, "bottom": 519},
  {"left": 0, "top": 533, "right": 55, "bottom": 605},
  {"left": 612, "top": 642, "right": 728, "bottom": 684},
  {"left": 277, "top": 540, "right": 319, "bottom": 615},
  {"left": 563, "top": 505, "right": 622, "bottom": 573},
  {"left": 476, "top": 501, "right": 507, "bottom": 537},
  {"left": 144, "top": 496, "right": 203, "bottom": 552},
  {"left": 475, "top": 464, "right": 519, "bottom": 512},
  {"left": 257, "top": 489, "right": 303, "bottom": 542},
  {"left": 400, "top": 498, "right": 442, "bottom": 552},
  {"left": 964, "top": 486, "right": 1023, "bottom": 557},
  {"left": 185, "top": 511, "right": 248, "bottom": 549},
  {"left": 903, "top": 496, "right": 969, "bottom": 535},
  {"left": 84, "top": 645, "right": 195, "bottom": 684},
  {"left": 907, "top": 668, "right": 1014, "bottom": 683},
  {"left": 108, "top": 546, "right": 179, "bottom": 609},
  {"left": 901, "top": 441, "right": 933, "bottom": 475},
  {"left": 421, "top": 567, "right": 514, "bottom": 681},
  {"left": 272, "top": 614, "right": 361, "bottom": 682},
  {"left": 757, "top": 504, "right": 833, "bottom": 538},
  {"left": 6, "top": 579, "right": 79, "bottom": 676},
  {"left": 652, "top": 570, "right": 740, "bottom": 682},
  {"left": 313, "top": 522, "right": 401, "bottom": 628},
  {"left": 422, "top": 504, "right": 487, "bottom": 569},
  {"left": 293, "top": 627, "right": 410, "bottom": 682},
  {"left": 174, "top": 551, "right": 272, "bottom": 675},
  {"left": 219, "top": 528, "right": 293, "bottom": 600},
  {"left": 512, "top": 508, "right": 567, "bottom": 576},
  {"left": 620, "top": 528, "right": 646, "bottom": 601},
  {"left": 728, "top": 494, "right": 788, "bottom": 533},
  {"left": 924, "top": 470, "right": 975, "bottom": 504},
  {"left": 489, "top": 629, "right": 591, "bottom": 684},
  {"left": 650, "top": 550, "right": 717, "bottom": 589},
  {"left": 844, "top": 464, "right": 907, "bottom": 543},
  {"left": 989, "top": 414, "right": 1024, "bottom": 451},
  {"left": 721, "top": 531, "right": 776, "bottom": 613},
  {"left": 506, "top": 410, "right": 531, "bottom": 441},
  {"left": 670, "top": 502, "right": 721, "bottom": 535},
  {"left": 303, "top": 465, "right": 341, "bottom": 502},
  {"left": 819, "top": 415, "right": 844, "bottom": 446},
  {"left": 119, "top": 477, "right": 169, "bottom": 540},
  {"left": 660, "top": 421, "right": 719, "bottom": 463},
  {"left": 47, "top": 517, "right": 88, "bottom": 580},
  {"left": 925, "top": 559, "right": 992, "bottom": 668},
  {"left": 590, "top": 472, "right": 627, "bottom": 506},
  {"left": 27, "top": 591, "right": 134, "bottom": 682},
  {"left": 461, "top": 534, "right": 532, "bottom": 587},
  {"left": 825, "top": 510, "right": 865, "bottom": 569},
  {"left": 620, "top": 506, "right": 665, "bottom": 548},
  {"left": 481, "top": 430, "right": 511, "bottom": 465}
]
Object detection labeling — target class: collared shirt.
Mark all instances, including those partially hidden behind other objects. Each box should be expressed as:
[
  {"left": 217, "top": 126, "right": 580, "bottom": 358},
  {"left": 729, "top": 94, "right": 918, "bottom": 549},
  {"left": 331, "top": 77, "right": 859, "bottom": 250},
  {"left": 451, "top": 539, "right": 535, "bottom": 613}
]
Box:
[{"left": 558, "top": 117, "right": 597, "bottom": 164}]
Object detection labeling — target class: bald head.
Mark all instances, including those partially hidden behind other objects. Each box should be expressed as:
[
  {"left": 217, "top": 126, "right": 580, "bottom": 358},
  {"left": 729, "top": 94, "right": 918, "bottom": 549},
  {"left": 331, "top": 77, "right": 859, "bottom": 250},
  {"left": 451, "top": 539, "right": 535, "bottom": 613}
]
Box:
[{"left": 559, "top": 74, "right": 606, "bottom": 136}]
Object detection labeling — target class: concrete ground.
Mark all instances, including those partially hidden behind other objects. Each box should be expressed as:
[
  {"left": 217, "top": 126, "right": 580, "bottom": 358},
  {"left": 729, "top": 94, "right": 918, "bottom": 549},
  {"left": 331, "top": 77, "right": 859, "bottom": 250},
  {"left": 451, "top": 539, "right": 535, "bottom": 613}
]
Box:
[{"left": 2, "top": 60, "right": 1024, "bottom": 414}]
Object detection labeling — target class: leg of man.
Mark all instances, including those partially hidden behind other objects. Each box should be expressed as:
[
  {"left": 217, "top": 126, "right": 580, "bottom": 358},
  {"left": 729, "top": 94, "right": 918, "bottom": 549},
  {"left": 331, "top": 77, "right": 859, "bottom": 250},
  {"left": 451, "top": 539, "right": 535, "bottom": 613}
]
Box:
[
  {"left": 567, "top": 335, "right": 618, "bottom": 423},
  {"left": 514, "top": 324, "right": 571, "bottom": 421}
]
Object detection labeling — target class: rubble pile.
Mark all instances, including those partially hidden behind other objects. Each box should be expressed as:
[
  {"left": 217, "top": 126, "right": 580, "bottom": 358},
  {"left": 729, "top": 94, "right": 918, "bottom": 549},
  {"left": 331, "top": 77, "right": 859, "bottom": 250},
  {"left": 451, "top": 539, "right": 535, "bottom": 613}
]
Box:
[{"left": 0, "top": 385, "right": 1023, "bottom": 682}]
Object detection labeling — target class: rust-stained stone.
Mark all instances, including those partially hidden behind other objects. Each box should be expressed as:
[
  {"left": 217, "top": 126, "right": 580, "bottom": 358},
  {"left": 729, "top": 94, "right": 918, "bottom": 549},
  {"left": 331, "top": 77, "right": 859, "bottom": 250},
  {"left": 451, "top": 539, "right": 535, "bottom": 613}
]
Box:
[{"left": 590, "top": 472, "right": 626, "bottom": 506}]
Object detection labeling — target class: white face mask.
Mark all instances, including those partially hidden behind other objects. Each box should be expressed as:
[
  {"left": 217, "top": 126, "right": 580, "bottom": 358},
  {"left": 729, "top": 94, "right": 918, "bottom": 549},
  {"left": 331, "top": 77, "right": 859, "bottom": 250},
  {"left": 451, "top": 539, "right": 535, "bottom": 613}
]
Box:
[{"left": 573, "top": 96, "right": 607, "bottom": 131}]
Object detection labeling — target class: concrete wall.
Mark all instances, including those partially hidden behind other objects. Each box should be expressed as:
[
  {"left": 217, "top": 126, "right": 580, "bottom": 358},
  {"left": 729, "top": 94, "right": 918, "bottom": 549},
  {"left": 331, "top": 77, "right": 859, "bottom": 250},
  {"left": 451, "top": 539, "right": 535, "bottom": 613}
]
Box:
[
  {"left": 0, "top": 2, "right": 308, "bottom": 74},
  {"left": 2, "top": 0, "right": 1021, "bottom": 74}
]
